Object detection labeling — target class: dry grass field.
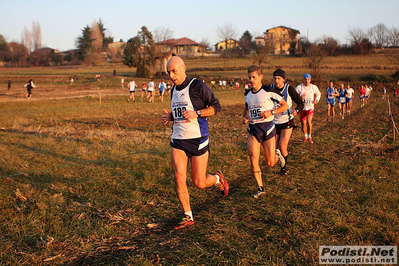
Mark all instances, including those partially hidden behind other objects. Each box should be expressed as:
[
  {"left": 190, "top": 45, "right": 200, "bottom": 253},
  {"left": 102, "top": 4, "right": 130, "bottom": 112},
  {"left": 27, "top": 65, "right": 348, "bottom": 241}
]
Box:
[{"left": 0, "top": 55, "right": 398, "bottom": 265}]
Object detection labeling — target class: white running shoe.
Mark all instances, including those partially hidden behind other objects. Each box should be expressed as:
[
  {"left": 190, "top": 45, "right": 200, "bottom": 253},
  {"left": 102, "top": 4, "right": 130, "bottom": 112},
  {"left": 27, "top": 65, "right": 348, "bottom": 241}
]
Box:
[
  {"left": 252, "top": 188, "right": 266, "bottom": 199},
  {"left": 276, "top": 149, "right": 285, "bottom": 168}
]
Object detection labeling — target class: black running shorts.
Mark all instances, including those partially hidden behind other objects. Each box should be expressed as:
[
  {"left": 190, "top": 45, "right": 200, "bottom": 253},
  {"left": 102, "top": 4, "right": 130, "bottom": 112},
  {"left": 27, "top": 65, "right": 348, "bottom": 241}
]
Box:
[
  {"left": 248, "top": 121, "right": 276, "bottom": 143},
  {"left": 171, "top": 137, "right": 209, "bottom": 158},
  {"left": 275, "top": 119, "right": 295, "bottom": 135}
]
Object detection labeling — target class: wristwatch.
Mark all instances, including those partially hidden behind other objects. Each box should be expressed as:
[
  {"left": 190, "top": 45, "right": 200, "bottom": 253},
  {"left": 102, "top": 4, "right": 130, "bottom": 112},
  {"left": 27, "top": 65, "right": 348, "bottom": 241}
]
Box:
[
  {"left": 271, "top": 110, "right": 275, "bottom": 115},
  {"left": 196, "top": 110, "right": 202, "bottom": 117}
]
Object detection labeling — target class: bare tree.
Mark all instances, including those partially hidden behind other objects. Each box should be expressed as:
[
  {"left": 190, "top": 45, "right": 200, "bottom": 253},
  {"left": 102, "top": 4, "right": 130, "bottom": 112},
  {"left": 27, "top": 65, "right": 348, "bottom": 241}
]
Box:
[
  {"left": 216, "top": 22, "right": 238, "bottom": 42},
  {"left": 252, "top": 35, "right": 274, "bottom": 66},
  {"left": 304, "top": 44, "right": 327, "bottom": 85},
  {"left": 21, "top": 27, "right": 32, "bottom": 52},
  {"left": 153, "top": 27, "right": 174, "bottom": 73},
  {"left": 32, "top": 21, "right": 42, "bottom": 50},
  {"left": 200, "top": 37, "right": 211, "bottom": 51},
  {"left": 345, "top": 26, "right": 367, "bottom": 54},
  {"left": 216, "top": 22, "right": 239, "bottom": 67},
  {"left": 387, "top": 26, "right": 399, "bottom": 47},
  {"left": 368, "top": 23, "right": 388, "bottom": 48},
  {"left": 91, "top": 20, "right": 103, "bottom": 52},
  {"left": 216, "top": 22, "right": 238, "bottom": 55},
  {"left": 317, "top": 35, "right": 340, "bottom": 56},
  {"left": 153, "top": 26, "right": 173, "bottom": 43}
]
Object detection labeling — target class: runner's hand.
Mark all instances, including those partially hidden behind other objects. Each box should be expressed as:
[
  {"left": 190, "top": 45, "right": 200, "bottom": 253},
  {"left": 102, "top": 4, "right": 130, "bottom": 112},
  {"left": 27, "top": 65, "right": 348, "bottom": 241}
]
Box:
[{"left": 162, "top": 109, "right": 171, "bottom": 125}]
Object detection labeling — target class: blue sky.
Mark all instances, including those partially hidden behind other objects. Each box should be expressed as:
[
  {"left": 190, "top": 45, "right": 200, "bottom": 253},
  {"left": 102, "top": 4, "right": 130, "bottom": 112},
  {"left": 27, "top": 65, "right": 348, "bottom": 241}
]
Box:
[{"left": 1, "top": 0, "right": 398, "bottom": 51}]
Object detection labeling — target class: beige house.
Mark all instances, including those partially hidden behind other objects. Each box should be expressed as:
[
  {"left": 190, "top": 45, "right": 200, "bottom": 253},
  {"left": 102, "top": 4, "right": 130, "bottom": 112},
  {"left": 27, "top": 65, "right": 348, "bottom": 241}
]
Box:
[
  {"left": 155, "top": 37, "right": 207, "bottom": 57},
  {"left": 255, "top": 26, "right": 300, "bottom": 55},
  {"left": 214, "top": 39, "right": 239, "bottom": 51}
]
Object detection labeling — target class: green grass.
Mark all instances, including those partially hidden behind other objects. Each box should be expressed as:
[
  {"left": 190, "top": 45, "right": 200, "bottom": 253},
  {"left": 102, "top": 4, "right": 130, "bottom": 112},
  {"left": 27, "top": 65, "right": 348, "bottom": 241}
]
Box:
[{"left": 0, "top": 87, "right": 398, "bottom": 265}]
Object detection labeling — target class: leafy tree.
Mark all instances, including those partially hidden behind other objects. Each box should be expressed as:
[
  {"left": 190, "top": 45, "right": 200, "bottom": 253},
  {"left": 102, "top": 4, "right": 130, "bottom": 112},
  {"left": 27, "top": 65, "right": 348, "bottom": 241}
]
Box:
[
  {"left": 4, "top": 42, "right": 28, "bottom": 67},
  {"left": 122, "top": 36, "right": 141, "bottom": 68},
  {"left": 76, "top": 25, "right": 94, "bottom": 60},
  {"left": 239, "top": 30, "right": 254, "bottom": 56},
  {"left": 122, "top": 26, "right": 155, "bottom": 78},
  {"left": 0, "top": 34, "right": 9, "bottom": 61}
]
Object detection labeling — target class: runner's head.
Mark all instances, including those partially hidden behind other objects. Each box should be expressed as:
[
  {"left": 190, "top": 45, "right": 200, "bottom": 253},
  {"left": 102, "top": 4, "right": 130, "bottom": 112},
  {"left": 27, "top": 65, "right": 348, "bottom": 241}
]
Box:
[
  {"left": 273, "top": 68, "right": 286, "bottom": 89},
  {"left": 303, "top": 73, "right": 311, "bottom": 86},
  {"left": 167, "top": 56, "right": 186, "bottom": 85},
  {"left": 247, "top": 65, "right": 263, "bottom": 90}
]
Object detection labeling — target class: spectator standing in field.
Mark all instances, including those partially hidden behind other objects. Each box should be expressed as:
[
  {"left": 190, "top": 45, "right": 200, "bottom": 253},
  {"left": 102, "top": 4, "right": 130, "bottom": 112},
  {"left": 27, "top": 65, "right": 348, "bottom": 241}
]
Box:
[
  {"left": 147, "top": 79, "right": 155, "bottom": 103},
  {"left": 127, "top": 78, "right": 136, "bottom": 102},
  {"left": 382, "top": 87, "right": 386, "bottom": 100},
  {"left": 326, "top": 80, "right": 339, "bottom": 121},
  {"left": 141, "top": 81, "right": 147, "bottom": 99},
  {"left": 70, "top": 77, "right": 74, "bottom": 85},
  {"left": 235, "top": 81, "right": 240, "bottom": 90},
  {"left": 120, "top": 78, "right": 124, "bottom": 88},
  {"left": 345, "top": 84, "right": 354, "bottom": 115},
  {"left": 161, "top": 56, "right": 229, "bottom": 229},
  {"left": 113, "top": 69, "right": 116, "bottom": 77},
  {"left": 295, "top": 73, "right": 321, "bottom": 144},
  {"left": 24, "top": 79, "right": 36, "bottom": 99},
  {"left": 218, "top": 80, "right": 222, "bottom": 89},
  {"left": 158, "top": 79, "right": 166, "bottom": 103},
  {"left": 6, "top": 77, "right": 11, "bottom": 91},
  {"left": 338, "top": 83, "right": 347, "bottom": 119},
  {"left": 222, "top": 80, "right": 227, "bottom": 90},
  {"left": 271, "top": 69, "right": 303, "bottom": 176},
  {"left": 242, "top": 65, "right": 288, "bottom": 198}
]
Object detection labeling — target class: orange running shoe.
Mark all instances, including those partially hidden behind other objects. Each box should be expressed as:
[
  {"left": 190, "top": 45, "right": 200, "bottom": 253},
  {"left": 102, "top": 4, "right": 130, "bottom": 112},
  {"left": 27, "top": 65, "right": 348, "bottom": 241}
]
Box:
[
  {"left": 174, "top": 215, "right": 195, "bottom": 230},
  {"left": 214, "top": 170, "right": 229, "bottom": 196}
]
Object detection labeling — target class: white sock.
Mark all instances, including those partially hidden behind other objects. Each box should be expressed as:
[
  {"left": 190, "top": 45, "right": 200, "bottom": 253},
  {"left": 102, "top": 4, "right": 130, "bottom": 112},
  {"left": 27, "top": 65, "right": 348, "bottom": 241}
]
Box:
[
  {"left": 184, "top": 211, "right": 193, "bottom": 221},
  {"left": 308, "top": 134, "right": 312, "bottom": 138},
  {"left": 304, "top": 134, "right": 308, "bottom": 138},
  {"left": 215, "top": 174, "right": 220, "bottom": 184}
]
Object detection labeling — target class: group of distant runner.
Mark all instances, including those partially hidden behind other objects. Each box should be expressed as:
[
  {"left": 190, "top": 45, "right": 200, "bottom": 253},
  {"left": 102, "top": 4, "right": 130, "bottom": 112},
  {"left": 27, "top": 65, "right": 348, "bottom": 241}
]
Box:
[
  {"left": 325, "top": 81, "right": 375, "bottom": 121},
  {"left": 124, "top": 78, "right": 172, "bottom": 103}
]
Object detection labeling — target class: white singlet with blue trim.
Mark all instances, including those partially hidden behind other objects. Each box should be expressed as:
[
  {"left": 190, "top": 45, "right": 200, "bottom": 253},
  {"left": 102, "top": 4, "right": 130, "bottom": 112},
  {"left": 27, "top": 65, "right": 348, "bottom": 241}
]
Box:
[
  {"left": 271, "top": 83, "right": 293, "bottom": 124},
  {"left": 245, "top": 87, "right": 283, "bottom": 124},
  {"left": 171, "top": 79, "right": 204, "bottom": 140}
]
